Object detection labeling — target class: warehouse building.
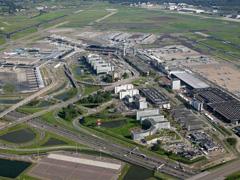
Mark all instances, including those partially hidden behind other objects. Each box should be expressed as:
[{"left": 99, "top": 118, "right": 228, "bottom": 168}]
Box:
[
  {"left": 140, "top": 88, "right": 171, "bottom": 109},
  {"left": 192, "top": 87, "right": 240, "bottom": 124},
  {"left": 170, "top": 71, "right": 209, "bottom": 90},
  {"left": 172, "top": 108, "right": 203, "bottom": 131}
]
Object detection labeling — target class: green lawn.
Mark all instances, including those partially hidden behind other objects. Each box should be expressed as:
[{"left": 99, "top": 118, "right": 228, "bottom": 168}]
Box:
[
  {"left": 11, "top": 27, "right": 38, "bottom": 40},
  {"left": 93, "top": 5, "right": 240, "bottom": 62},
  {"left": 54, "top": 88, "right": 77, "bottom": 101},
  {"left": 226, "top": 171, "right": 240, "bottom": 180},
  {"left": 83, "top": 85, "right": 101, "bottom": 95},
  {"left": 61, "top": 9, "right": 109, "bottom": 28},
  {"left": 83, "top": 113, "right": 140, "bottom": 139},
  {"left": 16, "top": 107, "right": 44, "bottom": 114},
  {"left": 0, "top": 36, "right": 5, "bottom": 45},
  {"left": 95, "top": 7, "right": 240, "bottom": 35}
]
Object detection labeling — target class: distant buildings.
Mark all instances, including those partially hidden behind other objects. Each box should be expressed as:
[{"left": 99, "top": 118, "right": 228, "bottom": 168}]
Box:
[
  {"left": 86, "top": 54, "right": 114, "bottom": 75},
  {"left": 171, "top": 79, "right": 181, "bottom": 90},
  {"left": 134, "top": 95, "right": 148, "bottom": 110},
  {"left": 164, "top": 3, "right": 205, "bottom": 14}
]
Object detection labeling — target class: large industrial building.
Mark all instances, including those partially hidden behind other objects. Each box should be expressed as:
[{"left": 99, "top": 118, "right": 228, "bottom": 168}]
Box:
[
  {"left": 191, "top": 87, "right": 240, "bottom": 124},
  {"left": 170, "top": 71, "right": 209, "bottom": 90},
  {"left": 172, "top": 108, "right": 204, "bottom": 131},
  {"left": 140, "top": 88, "right": 171, "bottom": 109}
]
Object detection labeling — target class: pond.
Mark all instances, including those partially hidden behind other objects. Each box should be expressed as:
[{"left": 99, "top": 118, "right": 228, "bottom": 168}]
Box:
[
  {"left": 54, "top": 89, "right": 77, "bottom": 101},
  {"left": 0, "top": 158, "right": 31, "bottom": 178},
  {"left": 0, "top": 128, "right": 36, "bottom": 144},
  {"left": 102, "top": 120, "right": 126, "bottom": 128},
  {"left": 123, "top": 165, "right": 154, "bottom": 180},
  {"left": 0, "top": 99, "right": 22, "bottom": 104},
  {"left": 42, "top": 138, "right": 67, "bottom": 146}
]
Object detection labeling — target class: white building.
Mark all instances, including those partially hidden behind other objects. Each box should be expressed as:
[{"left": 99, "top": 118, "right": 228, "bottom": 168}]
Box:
[
  {"left": 171, "top": 79, "right": 181, "bottom": 90},
  {"left": 119, "top": 89, "right": 139, "bottom": 99},
  {"left": 136, "top": 109, "right": 160, "bottom": 120},
  {"left": 132, "top": 109, "right": 171, "bottom": 140},
  {"left": 137, "top": 99, "right": 148, "bottom": 110},
  {"left": 115, "top": 84, "right": 134, "bottom": 94},
  {"left": 86, "top": 54, "right": 114, "bottom": 74}
]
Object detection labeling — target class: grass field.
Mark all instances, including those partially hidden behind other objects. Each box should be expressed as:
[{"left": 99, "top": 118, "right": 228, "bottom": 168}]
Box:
[
  {"left": 83, "top": 113, "right": 139, "bottom": 139},
  {"left": 226, "top": 171, "right": 240, "bottom": 180},
  {"left": 0, "top": 2, "right": 239, "bottom": 63},
  {"left": 61, "top": 9, "right": 109, "bottom": 28},
  {"left": 0, "top": 10, "right": 68, "bottom": 32},
  {"left": 96, "top": 7, "right": 240, "bottom": 36},
  {"left": 93, "top": 6, "right": 240, "bottom": 62}
]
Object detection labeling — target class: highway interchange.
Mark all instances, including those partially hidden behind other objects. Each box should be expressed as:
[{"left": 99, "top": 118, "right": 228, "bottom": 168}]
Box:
[
  {"left": 0, "top": 12, "right": 239, "bottom": 179},
  {"left": 0, "top": 50, "right": 239, "bottom": 180}
]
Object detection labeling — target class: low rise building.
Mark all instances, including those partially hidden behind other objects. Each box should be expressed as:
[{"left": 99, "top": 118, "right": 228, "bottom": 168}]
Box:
[
  {"left": 133, "top": 95, "right": 148, "bottom": 110},
  {"left": 189, "top": 131, "right": 218, "bottom": 152},
  {"left": 115, "top": 84, "right": 134, "bottom": 94},
  {"left": 136, "top": 108, "right": 160, "bottom": 121},
  {"left": 86, "top": 54, "right": 114, "bottom": 74},
  {"left": 132, "top": 109, "right": 171, "bottom": 141},
  {"left": 172, "top": 108, "right": 204, "bottom": 131},
  {"left": 171, "top": 79, "right": 181, "bottom": 90},
  {"left": 119, "top": 89, "right": 139, "bottom": 99},
  {"left": 140, "top": 88, "right": 171, "bottom": 109}
]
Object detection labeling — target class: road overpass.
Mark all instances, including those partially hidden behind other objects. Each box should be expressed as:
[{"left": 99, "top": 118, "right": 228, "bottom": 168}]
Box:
[{"left": 28, "top": 119, "right": 196, "bottom": 179}]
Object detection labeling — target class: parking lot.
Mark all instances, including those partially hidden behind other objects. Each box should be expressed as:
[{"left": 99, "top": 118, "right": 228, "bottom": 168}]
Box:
[{"left": 28, "top": 153, "right": 123, "bottom": 180}]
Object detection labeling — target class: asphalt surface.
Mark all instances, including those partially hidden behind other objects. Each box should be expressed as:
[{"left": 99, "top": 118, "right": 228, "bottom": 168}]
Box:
[
  {"left": 188, "top": 159, "right": 240, "bottom": 180},
  {"left": 28, "top": 119, "right": 196, "bottom": 179},
  {"left": 0, "top": 80, "right": 59, "bottom": 119},
  {"left": 0, "top": 96, "right": 81, "bottom": 130}
]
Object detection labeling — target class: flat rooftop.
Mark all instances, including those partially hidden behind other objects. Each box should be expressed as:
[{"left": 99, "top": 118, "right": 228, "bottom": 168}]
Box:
[
  {"left": 192, "top": 87, "right": 240, "bottom": 123},
  {"left": 140, "top": 88, "right": 169, "bottom": 105},
  {"left": 28, "top": 153, "right": 122, "bottom": 180},
  {"left": 171, "top": 71, "right": 209, "bottom": 89}
]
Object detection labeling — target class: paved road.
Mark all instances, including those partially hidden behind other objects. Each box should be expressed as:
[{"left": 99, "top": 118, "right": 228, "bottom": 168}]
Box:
[
  {"left": 28, "top": 119, "right": 196, "bottom": 179},
  {"left": 0, "top": 95, "right": 81, "bottom": 130},
  {"left": 0, "top": 145, "right": 90, "bottom": 153},
  {"left": 0, "top": 80, "right": 59, "bottom": 119},
  {"left": 188, "top": 159, "right": 240, "bottom": 180}
]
